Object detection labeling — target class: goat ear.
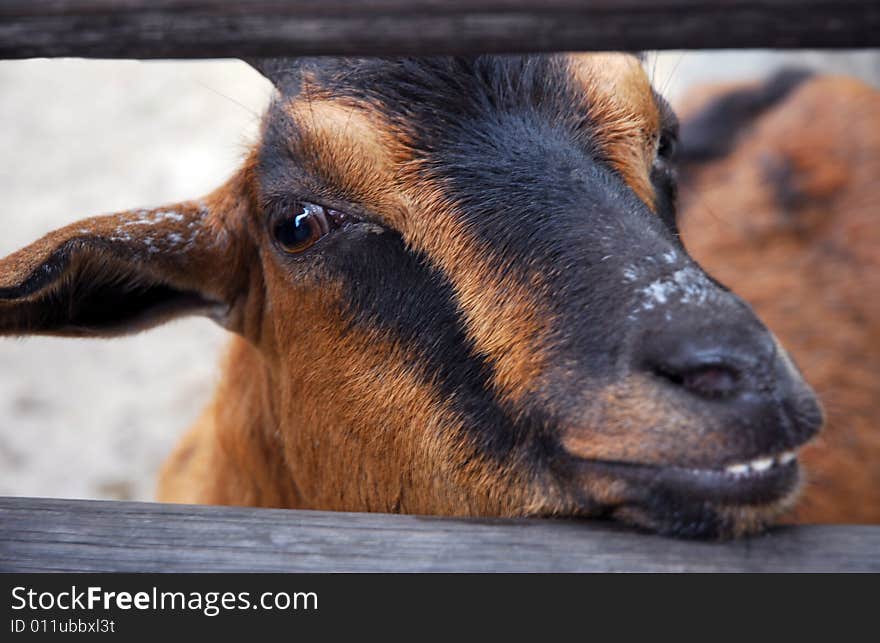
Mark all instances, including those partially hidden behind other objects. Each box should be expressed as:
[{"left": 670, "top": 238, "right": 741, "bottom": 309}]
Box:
[{"left": 0, "top": 187, "right": 248, "bottom": 338}]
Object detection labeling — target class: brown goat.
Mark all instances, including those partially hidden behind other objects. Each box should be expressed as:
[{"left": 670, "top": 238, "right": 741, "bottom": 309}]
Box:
[
  {"left": 0, "top": 55, "right": 823, "bottom": 538},
  {"left": 677, "top": 72, "right": 880, "bottom": 525}
]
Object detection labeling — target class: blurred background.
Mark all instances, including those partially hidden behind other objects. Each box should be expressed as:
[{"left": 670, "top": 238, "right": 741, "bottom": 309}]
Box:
[{"left": 1, "top": 51, "right": 878, "bottom": 502}]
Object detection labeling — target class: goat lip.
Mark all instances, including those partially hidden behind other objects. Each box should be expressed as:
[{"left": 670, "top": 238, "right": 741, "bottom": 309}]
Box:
[{"left": 576, "top": 457, "right": 800, "bottom": 505}]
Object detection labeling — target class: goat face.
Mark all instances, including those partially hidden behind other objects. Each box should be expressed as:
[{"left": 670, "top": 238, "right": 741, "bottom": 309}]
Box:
[{"left": 0, "top": 54, "right": 822, "bottom": 538}]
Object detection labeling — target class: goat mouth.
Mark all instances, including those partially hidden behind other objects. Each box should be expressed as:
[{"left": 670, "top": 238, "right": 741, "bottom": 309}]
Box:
[{"left": 580, "top": 450, "right": 801, "bottom": 505}]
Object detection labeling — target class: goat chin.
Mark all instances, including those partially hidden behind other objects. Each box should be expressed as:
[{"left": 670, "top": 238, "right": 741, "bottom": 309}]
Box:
[{"left": 610, "top": 480, "right": 803, "bottom": 539}]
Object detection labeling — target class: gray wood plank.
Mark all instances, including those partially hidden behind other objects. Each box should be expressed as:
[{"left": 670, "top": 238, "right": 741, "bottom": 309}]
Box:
[
  {"left": 0, "top": 1, "right": 877, "bottom": 59},
  {"left": 0, "top": 496, "right": 877, "bottom": 572}
]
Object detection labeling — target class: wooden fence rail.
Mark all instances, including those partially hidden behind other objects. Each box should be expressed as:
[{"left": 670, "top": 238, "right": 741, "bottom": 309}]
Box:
[
  {"left": 0, "top": 1, "right": 878, "bottom": 59},
  {"left": 1, "top": 2, "right": 877, "bottom": 573},
  {"left": 1, "top": 497, "right": 878, "bottom": 572}
]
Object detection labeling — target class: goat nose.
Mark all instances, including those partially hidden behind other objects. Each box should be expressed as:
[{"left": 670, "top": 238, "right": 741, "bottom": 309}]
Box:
[
  {"left": 638, "top": 322, "right": 775, "bottom": 402},
  {"left": 660, "top": 360, "right": 741, "bottom": 400}
]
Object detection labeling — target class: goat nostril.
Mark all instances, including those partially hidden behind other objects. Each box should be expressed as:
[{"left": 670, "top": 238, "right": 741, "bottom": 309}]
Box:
[{"left": 656, "top": 364, "right": 740, "bottom": 399}]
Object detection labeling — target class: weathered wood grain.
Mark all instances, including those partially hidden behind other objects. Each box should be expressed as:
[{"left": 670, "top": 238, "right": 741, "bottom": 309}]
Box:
[
  {"left": 0, "top": 1, "right": 877, "bottom": 59},
  {"left": 0, "top": 496, "right": 877, "bottom": 572}
]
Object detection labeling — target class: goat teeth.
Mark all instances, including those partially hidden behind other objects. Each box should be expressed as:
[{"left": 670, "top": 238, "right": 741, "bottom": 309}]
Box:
[
  {"left": 778, "top": 451, "right": 796, "bottom": 465},
  {"left": 725, "top": 453, "right": 795, "bottom": 476},
  {"left": 726, "top": 463, "right": 750, "bottom": 475}
]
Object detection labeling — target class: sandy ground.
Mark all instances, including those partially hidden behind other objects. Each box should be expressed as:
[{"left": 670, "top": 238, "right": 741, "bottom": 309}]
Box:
[{"left": 1, "top": 51, "right": 878, "bottom": 502}]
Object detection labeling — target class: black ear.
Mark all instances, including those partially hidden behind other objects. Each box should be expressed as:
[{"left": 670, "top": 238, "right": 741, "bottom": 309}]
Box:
[
  {"left": 245, "top": 57, "right": 306, "bottom": 91},
  {"left": 0, "top": 194, "right": 246, "bottom": 338},
  {"left": 678, "top": 68, "right": 814, "bottom": 164}
]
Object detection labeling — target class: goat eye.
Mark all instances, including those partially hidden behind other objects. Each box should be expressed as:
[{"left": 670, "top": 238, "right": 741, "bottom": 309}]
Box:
[
  {"left": 657, "top": 132, "right": 678, "bottom": 161},
  {"left": 273, "top": 202, "right": 331, "bottom": 253}
]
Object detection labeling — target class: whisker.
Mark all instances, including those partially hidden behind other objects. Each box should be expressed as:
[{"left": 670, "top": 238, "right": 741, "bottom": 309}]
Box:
[
  {"left": 660, "top": 52, "right": 687, "bottom": 99},
  {"left": 678, "top": 179, "right": 736, "bottom": 232},
  {"left": 192, "top": 79, "right": 260, "bottom": 119}
]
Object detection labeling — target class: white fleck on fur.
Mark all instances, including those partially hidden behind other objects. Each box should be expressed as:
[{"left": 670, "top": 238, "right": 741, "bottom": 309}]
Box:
[
  {"left": 101, "top": 203, "right": 220, "bottom": 252},
  {"left": 121, "top": 209, "right": 186, "bottom": 228},
  {"left": 638, "top": 266, "right": 715, "bottom": 312},
  {"left": 142, "top": 236, "right": 160, "bottom": 254},
  {"left": 363, "top": 223, "right": 385, "bottom": 235},
  {"left": 662, "top": 250, "right": 679, "bottom": 265},
  {"left": 622, "top": 266, "right": 640, "bottom": 282},
  {"left": 642, "top": 280, "right": 672, "bottom": 308}
]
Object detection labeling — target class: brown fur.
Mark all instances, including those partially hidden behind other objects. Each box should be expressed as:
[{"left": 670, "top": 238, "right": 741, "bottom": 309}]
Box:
[
  {"left": 569, "top": 53, "right": 662, "bottom": 209},
  {"left": 562, "top": 376, "right": 726, "bottom": 467},
  {"left": 678, "top": 75, "right": 880, "bottom": 524},
  {"left": 284, "top": 98, "right": 410, "bottom": 223}
]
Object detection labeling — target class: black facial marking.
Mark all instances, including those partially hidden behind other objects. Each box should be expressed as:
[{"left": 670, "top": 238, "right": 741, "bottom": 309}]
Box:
[
  {"left": 323, "top": 225, "right": 558, "bottom": 466},
  {"left": 651, "top": 89, "right": 681, "bottom": 235},
  {"left": 652, "top": 162, "right": 679, "bottom": 236},
  {"left": 298, "top": 56, "right": 604, "bottom": 159}
]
